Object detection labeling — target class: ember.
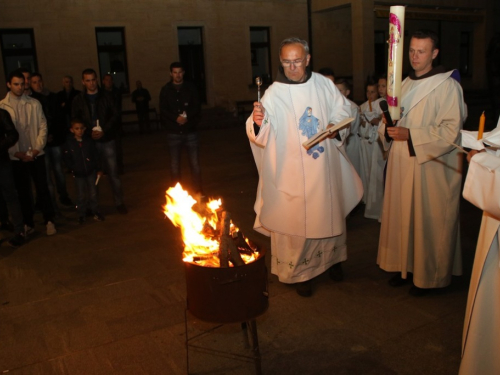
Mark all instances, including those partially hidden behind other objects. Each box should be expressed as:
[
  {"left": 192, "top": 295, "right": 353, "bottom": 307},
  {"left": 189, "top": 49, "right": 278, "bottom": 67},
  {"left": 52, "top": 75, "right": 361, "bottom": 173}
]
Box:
[{"left": 164, "top": 183, "right": 259, "bottom": 267}]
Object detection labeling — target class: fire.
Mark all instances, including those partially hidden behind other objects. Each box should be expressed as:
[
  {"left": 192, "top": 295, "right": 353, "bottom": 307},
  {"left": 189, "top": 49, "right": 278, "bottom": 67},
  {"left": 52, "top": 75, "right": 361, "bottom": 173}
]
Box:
[{"left": 164, "top": 183, "right": 258, "bottom": 267}]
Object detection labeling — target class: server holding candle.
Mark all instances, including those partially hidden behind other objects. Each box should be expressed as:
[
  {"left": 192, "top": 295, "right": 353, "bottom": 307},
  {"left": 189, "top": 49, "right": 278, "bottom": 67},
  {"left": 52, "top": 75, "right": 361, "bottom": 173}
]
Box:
[{"left": 376, "top": 27, "right": 467, "bottom": 296}]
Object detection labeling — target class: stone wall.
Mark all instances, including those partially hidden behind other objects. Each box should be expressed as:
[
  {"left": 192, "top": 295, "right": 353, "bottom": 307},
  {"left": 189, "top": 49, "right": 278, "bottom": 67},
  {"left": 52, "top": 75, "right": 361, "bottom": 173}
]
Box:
[{"left": 0, "top": 0, "right": 308, "bottom": 110}]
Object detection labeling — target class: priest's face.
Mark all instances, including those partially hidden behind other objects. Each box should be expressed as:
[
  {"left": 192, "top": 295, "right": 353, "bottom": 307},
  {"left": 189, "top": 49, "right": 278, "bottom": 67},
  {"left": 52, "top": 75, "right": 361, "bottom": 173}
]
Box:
[
  {"left": 280, "top": 43, "right": 310, "bottom": 83},
  {"left": 409, "top": 37, "right": 439, "bottom": 77}
]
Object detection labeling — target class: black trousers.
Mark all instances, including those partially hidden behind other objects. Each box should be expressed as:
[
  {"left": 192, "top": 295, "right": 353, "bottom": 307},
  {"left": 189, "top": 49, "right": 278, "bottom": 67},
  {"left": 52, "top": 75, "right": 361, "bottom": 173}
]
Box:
[{"left": 12, "top": 155, "right": 54, "bottom": 227}]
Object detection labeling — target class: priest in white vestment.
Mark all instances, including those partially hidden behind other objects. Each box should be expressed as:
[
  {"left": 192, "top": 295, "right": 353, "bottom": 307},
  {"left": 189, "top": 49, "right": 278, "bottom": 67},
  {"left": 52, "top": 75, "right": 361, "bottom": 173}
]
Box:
[
  {"left": 246, "top": 37, "right": 363, "bottom": 297},
  {"left": 377, "top": 30, "right": 466, "bottom": 296},
  {"left": 459, "top": 121, "right": 500, "bottom": 374}
]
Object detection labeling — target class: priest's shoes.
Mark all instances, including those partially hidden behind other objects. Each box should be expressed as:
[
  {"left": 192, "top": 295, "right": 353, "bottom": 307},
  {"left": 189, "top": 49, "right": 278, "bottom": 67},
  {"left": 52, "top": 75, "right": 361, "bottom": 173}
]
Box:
[
  {"left": 329, "top": 262, "right": 344, "bottom": 282},
  {"left": 388, "top": 273, "right": 413, "bottom": 287},
  {"left": 296, "top": 280, "right": 313, "bottom": 297}
]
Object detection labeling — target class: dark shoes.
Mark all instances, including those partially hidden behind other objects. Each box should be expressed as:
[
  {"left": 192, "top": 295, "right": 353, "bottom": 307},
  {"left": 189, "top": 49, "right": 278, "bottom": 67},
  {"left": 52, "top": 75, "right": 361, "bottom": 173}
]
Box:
[
  {"left": 59, "top": 196, "right": 74, "bottom": 207},
  {"left": 389, "top": 273, "right": 430, "bottom": 296},
  {"left": 329, "top": 262, "right": 344, "bottom": 282},
  {"left": 8, "top": 233, "right": 25, "bottom": 248},
  {"left": 116, "top": 204, "right": 128, "bottom": 215},
  {"left": 0, "top": 220, "right": 14, "bottom": 232},
  {"left": 296, "top": 280, "right": 313, "bottom": 297},
  {"left": 388, "top": 273, "right": 413, "bottom": 287}
]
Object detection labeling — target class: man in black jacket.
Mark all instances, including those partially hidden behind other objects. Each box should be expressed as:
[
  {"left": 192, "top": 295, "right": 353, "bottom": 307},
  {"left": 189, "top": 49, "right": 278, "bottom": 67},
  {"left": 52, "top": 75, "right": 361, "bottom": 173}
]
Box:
[
  {"left": 72, "top": 68, "right": 127, "bottom": 214},
  {"left": 0, "top": 109, "right": 25, "bottom": 247},
  {"left": 159, "top": 62, "right": 202, "bottom": 194},
  {"left": 57, "top": 75, "right": 81, "bottom": 129}
]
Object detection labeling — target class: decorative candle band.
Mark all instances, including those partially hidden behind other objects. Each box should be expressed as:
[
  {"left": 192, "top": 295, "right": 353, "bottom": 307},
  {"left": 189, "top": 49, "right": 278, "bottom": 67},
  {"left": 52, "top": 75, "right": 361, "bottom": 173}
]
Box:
[{"left": 387, "top": 95, "right": 398, "bottom": 106}]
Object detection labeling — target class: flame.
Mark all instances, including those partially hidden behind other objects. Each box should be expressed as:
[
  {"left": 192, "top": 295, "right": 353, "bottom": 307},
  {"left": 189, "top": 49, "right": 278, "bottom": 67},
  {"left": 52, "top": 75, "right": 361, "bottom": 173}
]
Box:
[{"left": 164, "top": 183, "right": 258, "bottom": 267}]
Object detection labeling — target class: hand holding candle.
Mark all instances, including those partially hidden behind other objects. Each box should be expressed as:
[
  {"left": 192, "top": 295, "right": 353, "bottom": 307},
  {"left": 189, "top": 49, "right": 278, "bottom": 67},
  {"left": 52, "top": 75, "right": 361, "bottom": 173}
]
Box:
[
  {"left": 256, "top": 77, "right": 262, "bottom": 102},
  {"left": 477, "top": 111, "right": 485, "bottom": 140},
  {"left": 386, "top": 6, "right": 405, "bottom": 121}
]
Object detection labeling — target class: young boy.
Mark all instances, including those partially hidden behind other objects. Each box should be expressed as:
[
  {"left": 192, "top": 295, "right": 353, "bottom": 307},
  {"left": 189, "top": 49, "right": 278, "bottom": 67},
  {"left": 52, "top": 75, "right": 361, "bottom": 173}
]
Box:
[
  {"left": 360, "top": 78, "right": 386, "bottom": 220},
  {"left": 64, "top": 119, "right": 104, "bottom": 224}
]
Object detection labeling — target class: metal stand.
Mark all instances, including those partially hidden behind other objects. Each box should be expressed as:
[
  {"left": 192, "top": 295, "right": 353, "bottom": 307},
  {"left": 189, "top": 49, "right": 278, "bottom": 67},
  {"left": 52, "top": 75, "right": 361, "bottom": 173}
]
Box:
[{"left": 185, "top": 309, "right": 262, "bottom": 375}]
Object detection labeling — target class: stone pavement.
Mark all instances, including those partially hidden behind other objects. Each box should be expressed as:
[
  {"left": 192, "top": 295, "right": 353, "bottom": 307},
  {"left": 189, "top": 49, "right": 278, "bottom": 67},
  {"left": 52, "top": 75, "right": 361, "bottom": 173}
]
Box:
[{"left": 0, "top": 118, "right": 483, "bottom": 375}]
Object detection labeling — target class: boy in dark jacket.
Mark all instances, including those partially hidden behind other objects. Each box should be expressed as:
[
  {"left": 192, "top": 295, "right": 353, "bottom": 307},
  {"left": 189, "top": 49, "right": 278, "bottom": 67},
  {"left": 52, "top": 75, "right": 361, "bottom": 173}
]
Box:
[{"left": 64, "top": 118, "right": 104, "bottom": 224}]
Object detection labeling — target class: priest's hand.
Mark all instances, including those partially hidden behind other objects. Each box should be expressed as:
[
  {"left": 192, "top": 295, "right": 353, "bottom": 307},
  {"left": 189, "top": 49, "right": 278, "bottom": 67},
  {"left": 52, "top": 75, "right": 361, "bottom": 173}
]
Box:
[
  {"left": 387, "top": 126, "right": 409, "bottom": 141},
  {"left": 326, "top": 123, "right": 339, "bottom": 139},
  {"left": 467, "top": 149, "right": 485, "bottom": 163},
  {"left": 253, "top": 102, "right": 266, "bottom": 126}
]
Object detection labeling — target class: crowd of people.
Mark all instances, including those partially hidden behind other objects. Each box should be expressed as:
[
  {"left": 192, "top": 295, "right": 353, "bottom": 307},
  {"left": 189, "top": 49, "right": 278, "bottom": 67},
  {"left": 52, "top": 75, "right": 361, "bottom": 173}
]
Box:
[
  {"left": 0, "top": 68, "right": 132, "bottom": 248},
  {"left": 0, "top": 61, "right": 203, "bottom": 249}
]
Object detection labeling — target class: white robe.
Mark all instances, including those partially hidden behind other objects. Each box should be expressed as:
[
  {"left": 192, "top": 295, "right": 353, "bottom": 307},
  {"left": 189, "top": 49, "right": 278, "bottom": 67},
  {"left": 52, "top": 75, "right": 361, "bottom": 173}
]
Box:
[
  {"left": 359, "top": 98, "right": 383, "bottom": 206},
  {"left": 246, "top": 73, "right": 363, "bottom": 283},
  {"left": 459, "top": 150, "right": 500, "bottom": 375},
  {"left": 377, "top": 71, "right": 466, "bottom": 288}
]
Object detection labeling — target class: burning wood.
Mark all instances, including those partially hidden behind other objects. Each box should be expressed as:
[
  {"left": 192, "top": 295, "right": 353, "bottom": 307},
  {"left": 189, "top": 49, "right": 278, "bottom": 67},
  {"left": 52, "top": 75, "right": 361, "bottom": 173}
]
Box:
[{"left": 164, "top": 183, "right": 259, "bottom": 267}]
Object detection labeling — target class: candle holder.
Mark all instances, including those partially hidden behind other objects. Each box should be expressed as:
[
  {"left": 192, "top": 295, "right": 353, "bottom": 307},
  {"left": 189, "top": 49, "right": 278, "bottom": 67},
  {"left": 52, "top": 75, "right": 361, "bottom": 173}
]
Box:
[{"left": 255, "top": 77, "right": 262, "bottom": 103}]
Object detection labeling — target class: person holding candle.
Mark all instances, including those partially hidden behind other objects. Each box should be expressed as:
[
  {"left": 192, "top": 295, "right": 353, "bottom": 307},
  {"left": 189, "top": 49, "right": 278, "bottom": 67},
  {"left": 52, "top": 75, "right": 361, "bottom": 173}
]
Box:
[
  {"left": 247, "top": 37, "right": 362, "bottom": 296},
  {"left": 0, "top": 69, "right": 57, "bottom": 236},
  {"left": 72, "top": 68, "right": 128, "bottom": 215},
  {"left": 377, "top": 29, "right": 467, "bottom": 296},
  {"left": 459, "top": 117, "right": 500, "bottom": 374}
]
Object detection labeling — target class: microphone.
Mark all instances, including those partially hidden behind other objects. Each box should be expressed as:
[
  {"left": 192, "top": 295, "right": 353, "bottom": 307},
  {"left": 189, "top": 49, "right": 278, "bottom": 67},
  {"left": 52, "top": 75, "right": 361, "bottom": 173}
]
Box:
[{"left": 379, "top": 100, "right": 394, "bottom": 142}]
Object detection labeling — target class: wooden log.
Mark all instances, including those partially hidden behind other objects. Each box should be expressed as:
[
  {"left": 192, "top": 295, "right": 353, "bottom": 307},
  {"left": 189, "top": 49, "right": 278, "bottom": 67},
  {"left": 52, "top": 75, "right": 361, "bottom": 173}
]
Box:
[{"left": 218, "top": 211, "right": 245, "bottom": 267}]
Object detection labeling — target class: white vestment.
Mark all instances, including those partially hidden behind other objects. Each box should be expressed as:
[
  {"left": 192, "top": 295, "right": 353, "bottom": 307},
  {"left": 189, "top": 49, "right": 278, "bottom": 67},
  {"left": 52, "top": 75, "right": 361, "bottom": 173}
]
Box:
[
  {"left": 459, "top": 142, "right": 500, "bottom": 374},
  {"left": 359, "top": 98, "right": 383, "bottom": 205},
  {"left": 246, "top": 72, "right": 363, "bottom": 283},
  {"left": 377, "top": 71, "right": 466, "bottom": 288}
]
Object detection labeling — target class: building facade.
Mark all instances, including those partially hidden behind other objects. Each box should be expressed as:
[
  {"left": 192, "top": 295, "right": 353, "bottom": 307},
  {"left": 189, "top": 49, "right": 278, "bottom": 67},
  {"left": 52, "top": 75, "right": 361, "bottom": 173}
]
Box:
[{"left": 0, "top": 0, "right": 498, "bottom": 108}]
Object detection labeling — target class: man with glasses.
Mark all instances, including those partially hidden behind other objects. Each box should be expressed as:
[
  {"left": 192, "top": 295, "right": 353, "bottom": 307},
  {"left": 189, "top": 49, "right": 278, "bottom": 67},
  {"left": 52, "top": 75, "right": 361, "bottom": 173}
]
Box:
[{"left": 247, "top": 37, "right": 362, "bottom": 297}]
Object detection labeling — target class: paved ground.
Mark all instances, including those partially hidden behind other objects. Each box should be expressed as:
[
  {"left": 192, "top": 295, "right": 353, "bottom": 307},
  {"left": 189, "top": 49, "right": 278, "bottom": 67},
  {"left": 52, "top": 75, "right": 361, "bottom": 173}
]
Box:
[{"left": 0, "top": 105, "right": 488, "bottom": 374}]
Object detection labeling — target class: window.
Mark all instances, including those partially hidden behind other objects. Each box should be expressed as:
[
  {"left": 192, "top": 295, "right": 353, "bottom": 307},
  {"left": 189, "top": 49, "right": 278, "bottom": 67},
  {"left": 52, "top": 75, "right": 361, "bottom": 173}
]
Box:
[
  {"left": 95, "top": 27, "right": 129, "bottom": 92},
  {"left": 0, "top": 29, "right": 38, "bottom": 80},
  {"left": 250, "top": 27, "right": 272, "bottom": 84},
  {"left": 460, "top": 32, "right": 471, "bottom": 76}
]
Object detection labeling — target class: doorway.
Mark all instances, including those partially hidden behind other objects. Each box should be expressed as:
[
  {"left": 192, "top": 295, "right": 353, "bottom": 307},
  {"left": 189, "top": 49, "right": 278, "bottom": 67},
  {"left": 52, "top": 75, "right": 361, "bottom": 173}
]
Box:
[{"left": 177, "top": 27, "right": 207, "bottom": 103}]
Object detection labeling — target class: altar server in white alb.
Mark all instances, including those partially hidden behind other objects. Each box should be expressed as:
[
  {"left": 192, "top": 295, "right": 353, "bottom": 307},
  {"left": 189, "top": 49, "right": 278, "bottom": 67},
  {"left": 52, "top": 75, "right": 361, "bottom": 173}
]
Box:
[
  {"left": 459, "top": 120, "right": 500, "bottom": 375},
  {"left": 246, "top": 37, "right": 363, "bottom": 297},
  {"left": 377, "top": 29, "right": 467, "bottom": 296}
]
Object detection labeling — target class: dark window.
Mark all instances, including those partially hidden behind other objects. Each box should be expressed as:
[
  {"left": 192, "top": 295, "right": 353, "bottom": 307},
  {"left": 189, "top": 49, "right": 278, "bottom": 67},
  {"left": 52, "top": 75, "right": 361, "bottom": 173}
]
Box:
[
  {"left": 95, "top": 27, "right": 129, "bottom": 92},
  {"left": 374, "top": 31, "right": 387, "bottom": 76},
  {"left": 178, "top": 27, "right": 207, "bottom": 103},
  {"left": 460, "top": 32, "right": 471, "bottom": 76},
  {"left": 0, "top": 29, "right": 38, "bottom": 80},
  {"left": 250, "top": 27, "right": 272, "bottom": 84}
]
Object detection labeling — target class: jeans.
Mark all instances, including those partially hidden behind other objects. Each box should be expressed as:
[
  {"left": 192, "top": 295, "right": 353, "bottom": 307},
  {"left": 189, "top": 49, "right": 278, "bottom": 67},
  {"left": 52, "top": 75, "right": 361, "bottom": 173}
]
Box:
[
  {"left": 12, "top": 155, "right": 54, "bottom": 226},
  {"left": 45, "top": 146, "right": 71, "bottom": 208},
  {"left": 96, "top": 140, "right": 124, "bottom": 206},
  {"left": 166, "top": 132, "right": 202, "bottom": 192},
  {"left": 0, "top": 160, "right": 24, "bottom": 234},
  {"left": 74, "top": 172, "right": 98, "bottom": 216}
]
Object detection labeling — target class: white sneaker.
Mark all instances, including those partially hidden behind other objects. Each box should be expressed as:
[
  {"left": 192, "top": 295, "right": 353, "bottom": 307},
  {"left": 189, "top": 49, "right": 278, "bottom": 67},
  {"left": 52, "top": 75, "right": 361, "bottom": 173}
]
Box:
[
  {"left": 46, "top": 221, "right": 57, "bottom": 236},
  {"left": 24, "top": 225, "right": 35, "bottom": 237}
]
